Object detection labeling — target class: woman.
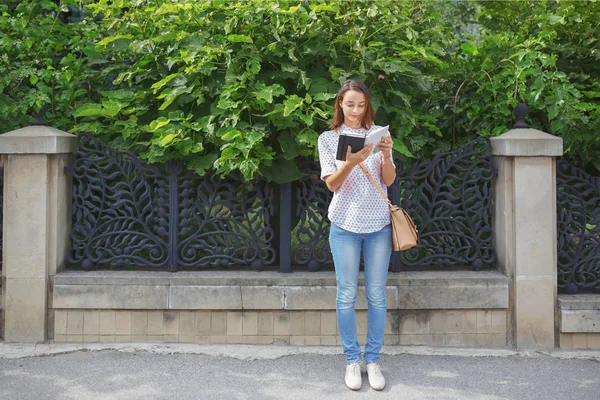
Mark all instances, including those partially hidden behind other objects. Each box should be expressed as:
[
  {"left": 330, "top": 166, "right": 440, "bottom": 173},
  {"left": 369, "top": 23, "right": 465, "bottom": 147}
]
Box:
[{"left": 318, "top": 79, "right": 395, "bottom": 391}]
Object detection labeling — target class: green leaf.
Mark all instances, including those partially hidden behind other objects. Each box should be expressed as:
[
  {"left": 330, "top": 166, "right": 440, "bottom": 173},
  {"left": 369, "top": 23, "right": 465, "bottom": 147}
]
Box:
[
  {"left": 278, "top": 131, "right": 303, "bottom": 160},
  {"left": 392, "top": 139, "right": 414, "bottom": 158},
  {"left": 261, "top": 158, "right": 304, "bottom": 184},
  {"left": 227, "top": 34, "right": 253, "bottom": 44},
  {"left": 548, "top": 104, "right": 558, "bottom": 121},
  {"left": 247, "top": 59, "right": 261, "bottom": 74},
  {"left": 548, "top": 15, "right": 565, "bottom": 25},
  {"left": 217, "top": 97, "right": 240, "bottom": 109},
  {"left": 296, "top": 128, "right": 318, "bottom": 146},
  {"left": 461, "top": 43, "right": 478, "bottom": 55},
  {"left": 158, "top": 86, "right": 193, "bottom": 110},
  {"left": 221, "top": 129, "right": 242, "bottom": 141},
  {"left": 254, "top": 83, "right": 285, "bottom": 103},
  {"left": 160, "top": 133, "right": 178, "bottom": 146},
  {"left": 228, "top": 130, "right": 264, "bottom": 159},
  {"left": 101, "top": 100, "right": 123, "bottom": 117},
  {"left": 154, "top": 31, "right": 179, "bottom": 43},
  {"left": 307, "top": 77, "right": 330, "bottom": 94},
  {"left": 314, "top": 93, "right": 337, "bottom": 102},
  {"left": 151, "top": 74, "right": 178, "bottom": 92},
  {"left": 82, "top": 44, "right": 99, "bottom": 58},
  {"left": 187, "top": 153, "right": 219, "bottom": 176},
  {"left": 309, "top": 4, "right": 337, "bottom": 13},
  {"left": 283, "top": 95, "right": 303, "bottom": 116},
  {"left": 294, "top": 110, "right": 314, "bottom": 126},
  {"left": 149, "top": 117, "right": 171, "bottom": 132},
  {"left": 73, "top": 104, "right": 102, "bottom": 117},
  {"left": 239, "top": 159, "right": 259, "bottom": 179},
  {"left": 312, "top": 106, "right": 329, "bottom": 119}
]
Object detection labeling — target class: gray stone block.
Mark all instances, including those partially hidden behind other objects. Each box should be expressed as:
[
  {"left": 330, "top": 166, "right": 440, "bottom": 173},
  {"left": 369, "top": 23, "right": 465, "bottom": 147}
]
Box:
[
  {"left": 0, "top": 125, "right": 77, "bottom": 154},
  {"left": 491, "top": 129, "right": 563, "bottom": 157},
  {"left": 560, "top": 310, "right": 600, "bottom": 333},
  {"left": 558, "top": 294, "right": 600, "bottom": 311},
  {"left": 284, "top": 287, "right": 337, "bottom": 310},
  {"left": 241, "top": 286, "right": 284, "bottom": 309},
  {"left": 169, "top": 286, "right": 242, "bottom": 309},
  {"left": 397, "top": 283, "right": 508, "bottom": 309},
  {"left": 53, "top": 271, "right": 172, "bottom": 286},
  {"left": 4, "top": 278, "right": 47, "bottom": 342}
]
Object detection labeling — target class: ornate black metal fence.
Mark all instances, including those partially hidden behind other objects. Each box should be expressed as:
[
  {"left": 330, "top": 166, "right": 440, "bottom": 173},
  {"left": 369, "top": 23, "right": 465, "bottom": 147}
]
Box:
[
  {"left": 67, "top": 135, "right": 496, "bottom": 272},
  {"left": 557, "top": 160, "right": 600, "bottom": 293},
  {"left": 289, "top": 137, "right": 496, "bottom": 272},
  {"left": 391, "top": 137, "right": 495, "bottom": 271},
  {"left": 68, "top": 135, "right": 276, "bottom": 271}
]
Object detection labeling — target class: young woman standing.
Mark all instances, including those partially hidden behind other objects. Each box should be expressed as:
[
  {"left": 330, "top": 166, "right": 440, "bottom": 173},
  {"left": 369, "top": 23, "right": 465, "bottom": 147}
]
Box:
[{"left": 318, "top": 79, "right": 395, "bottom": 391}]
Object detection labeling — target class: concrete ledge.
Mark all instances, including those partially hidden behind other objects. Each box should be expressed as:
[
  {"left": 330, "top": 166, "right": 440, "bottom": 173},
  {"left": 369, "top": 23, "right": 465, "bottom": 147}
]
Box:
[
  {"left": 0, "top": 126, "right": 77, "bottom": 154},
  {"left": 491, "top": 129, "right": 563, "bottom": 157},
  {"left": 53, "top": 270, "right": 508, "bottom": 286},
  {"left": 53, "top": 285, "right": 169, "bottom": 309},
  {"left": 399, "top": 284, "right": 507, "bottom": 309},
  {"left": 558, "top": 295, "right": 600, "bottom": 310},
  {"left": 559, "top": 295, "right": 600, "bottom": 333},
  {"left": 170, "top": 286, "right": 243, "bottom": 310},
  {"left": 52, "top": 270, "right": 509, "bottom": 311}
]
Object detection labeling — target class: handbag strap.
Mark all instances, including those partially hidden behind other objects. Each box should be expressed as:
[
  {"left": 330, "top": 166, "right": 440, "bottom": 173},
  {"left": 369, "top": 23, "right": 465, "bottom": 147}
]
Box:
[
  {"left": 334, "top": 127, "right": 391, "bottom": 205},
  {"left": 358, "top": 163, "right": 392, "bottom": 205}
]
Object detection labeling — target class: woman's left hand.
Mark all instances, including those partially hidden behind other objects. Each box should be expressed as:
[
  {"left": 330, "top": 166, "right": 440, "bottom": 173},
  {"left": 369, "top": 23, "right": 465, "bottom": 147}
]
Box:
[{"left": 379, "top": 136, "right": 393, "bottom": 158}]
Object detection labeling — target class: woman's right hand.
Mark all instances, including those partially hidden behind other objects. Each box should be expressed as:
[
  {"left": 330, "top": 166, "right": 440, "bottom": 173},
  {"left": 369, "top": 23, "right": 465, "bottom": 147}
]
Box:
[{"left": 345, "top": 144, "right": 373, "bottom": 167}]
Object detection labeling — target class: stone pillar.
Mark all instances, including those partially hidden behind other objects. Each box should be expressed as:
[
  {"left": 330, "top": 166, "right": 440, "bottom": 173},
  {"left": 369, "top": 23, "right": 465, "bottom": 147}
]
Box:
[
  {"left": 0, "top": 123, "right": 76, "bottom": 342},
  {"left": 491, "top": 104, "right": 562, "bottom": 349}
]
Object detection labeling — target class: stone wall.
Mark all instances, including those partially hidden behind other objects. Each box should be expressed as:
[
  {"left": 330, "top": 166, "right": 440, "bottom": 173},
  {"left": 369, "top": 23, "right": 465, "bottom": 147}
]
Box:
[
  {"left": 49, "top": 270, "right": 509, "bottom": 347},
  {"left": 53, "top": 309, "right": 508, "bottom": 348},
  {"left": 557, "top": 295, "right": 600, "bottom": 349}
]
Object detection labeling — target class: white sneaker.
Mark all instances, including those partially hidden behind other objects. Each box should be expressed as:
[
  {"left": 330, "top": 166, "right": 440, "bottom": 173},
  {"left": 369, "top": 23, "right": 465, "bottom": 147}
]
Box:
[
  {"left": 344, "top": 362, "right": 362, "bottom": 390},
  {"left": 366, "top": 363, "right": 385, "bottom": 390}
]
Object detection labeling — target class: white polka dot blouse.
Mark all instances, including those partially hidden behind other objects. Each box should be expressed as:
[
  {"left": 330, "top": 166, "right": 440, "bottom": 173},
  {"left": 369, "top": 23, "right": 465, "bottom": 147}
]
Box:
[{"left": 318, "top": 124, "right": 394, "bottom": 234}]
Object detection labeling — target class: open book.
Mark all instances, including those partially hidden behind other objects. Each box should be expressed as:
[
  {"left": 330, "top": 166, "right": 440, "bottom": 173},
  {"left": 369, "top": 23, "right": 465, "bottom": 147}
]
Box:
[{"left": 335, "top": 125, "right": 390, "bottom": 161}]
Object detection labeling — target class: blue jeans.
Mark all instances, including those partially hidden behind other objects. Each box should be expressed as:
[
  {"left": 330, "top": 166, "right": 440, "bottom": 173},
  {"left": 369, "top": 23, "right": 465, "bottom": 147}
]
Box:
[{"left": 329, "top": 223, "right": 392, "bottom": 364}]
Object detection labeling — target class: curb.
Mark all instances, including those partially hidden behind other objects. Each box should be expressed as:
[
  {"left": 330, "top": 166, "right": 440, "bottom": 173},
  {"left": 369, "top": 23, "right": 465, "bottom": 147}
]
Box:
[{"left": 1, "top": 342, "right": 599, "bottom": 362}]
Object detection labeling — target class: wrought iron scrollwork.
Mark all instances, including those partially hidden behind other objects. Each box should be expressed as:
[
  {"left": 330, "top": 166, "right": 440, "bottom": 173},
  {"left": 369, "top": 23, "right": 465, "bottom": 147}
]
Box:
[
  {"left": 68, "top": 134, "right": 276, "bottom": 271},
  {"left": 293, "top": 157, "right": 334, "bottom": 271},
  {"left": 68, "top": 134, "right": 495, "bottom": 272},
  {"left": 290, "top": 138, "right": 495, "bottom": 272},
  {"left": 392, "top": 137, "right": 496, "bottom": 270},
  {"left": 557, "top": 160, "right": 600, "bottom": 293}
]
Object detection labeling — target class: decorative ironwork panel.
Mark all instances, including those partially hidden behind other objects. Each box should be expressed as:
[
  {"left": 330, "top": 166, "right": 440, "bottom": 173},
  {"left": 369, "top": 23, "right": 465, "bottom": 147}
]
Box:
[
  {"left": 557, "top": 160, "right": 600, "bottom": 293},
  {"left": 293, "top": 158, "right": 334, "bottom": 271},
  {"left": 68, "top": 134, "right": 276, "bottom": 271},
  {"left": 290, "top": 138, "right": 495, "bottom": 272},
  {"left": 391, "top": 137, "right": 496, "bottom": 270}
]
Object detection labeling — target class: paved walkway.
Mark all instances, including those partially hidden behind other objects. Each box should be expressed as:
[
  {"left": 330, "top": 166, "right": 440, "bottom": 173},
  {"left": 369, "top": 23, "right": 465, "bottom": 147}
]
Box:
[{"left": 0, "top": 343, "right": 599, "bottom": 399}]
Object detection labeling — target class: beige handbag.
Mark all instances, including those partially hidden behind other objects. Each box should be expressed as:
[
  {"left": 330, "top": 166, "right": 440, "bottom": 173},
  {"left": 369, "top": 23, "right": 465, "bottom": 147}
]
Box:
[{"left": 358, "top": 163, "right": 418, "bottom": 251}]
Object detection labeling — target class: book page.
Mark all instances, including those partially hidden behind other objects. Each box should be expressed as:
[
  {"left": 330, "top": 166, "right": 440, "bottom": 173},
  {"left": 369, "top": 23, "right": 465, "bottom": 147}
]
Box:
[{"left": 364, "top": 125, "right": 390, "bottom": 154}]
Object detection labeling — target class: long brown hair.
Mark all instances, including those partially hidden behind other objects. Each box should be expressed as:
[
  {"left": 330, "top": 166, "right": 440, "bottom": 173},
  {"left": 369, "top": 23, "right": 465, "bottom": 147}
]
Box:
[{"left": 330, "top": 79, "right": 376, "bottom": 131}]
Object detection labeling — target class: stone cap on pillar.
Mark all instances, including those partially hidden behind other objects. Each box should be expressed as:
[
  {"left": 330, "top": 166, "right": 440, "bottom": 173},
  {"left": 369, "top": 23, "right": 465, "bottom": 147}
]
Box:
[
  {"left": 0, "top": 125, "right": 77, "bottom": 154},
  {"left": 491, "top": 103, "right": 563, "bottom": 157}
]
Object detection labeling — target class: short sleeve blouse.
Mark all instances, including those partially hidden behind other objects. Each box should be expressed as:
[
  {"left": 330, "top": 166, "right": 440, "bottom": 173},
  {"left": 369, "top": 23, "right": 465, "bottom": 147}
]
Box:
[{"left": 317, "top": 124, "right": 394, "bottom": 233}]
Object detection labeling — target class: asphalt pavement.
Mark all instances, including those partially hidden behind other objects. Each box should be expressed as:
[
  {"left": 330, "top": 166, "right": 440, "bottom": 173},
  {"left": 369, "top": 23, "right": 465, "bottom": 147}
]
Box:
[{"left": 0, "top": 343, "right": 599, "bottom": 400}]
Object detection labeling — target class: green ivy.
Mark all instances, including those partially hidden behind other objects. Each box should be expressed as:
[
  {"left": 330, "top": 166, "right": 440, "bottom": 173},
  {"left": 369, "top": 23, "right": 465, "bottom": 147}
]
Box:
[{"left": 1, "top": 0, "right": 599, "bottom": 181}]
